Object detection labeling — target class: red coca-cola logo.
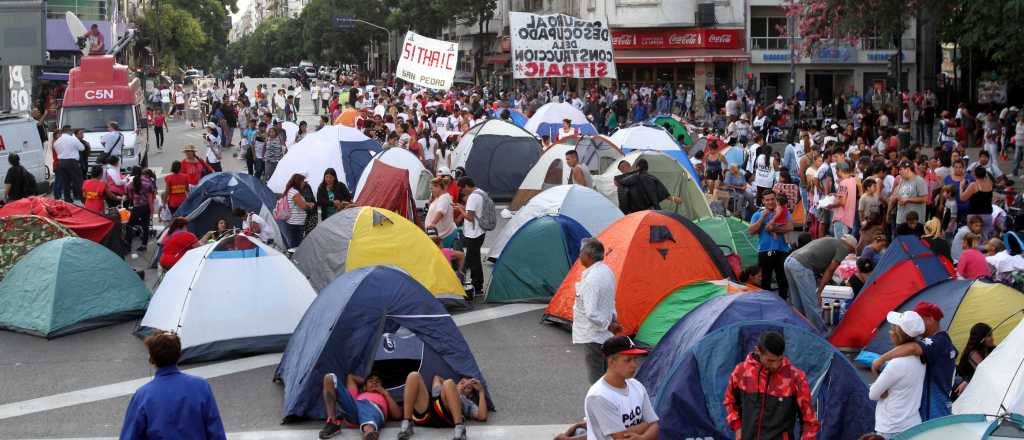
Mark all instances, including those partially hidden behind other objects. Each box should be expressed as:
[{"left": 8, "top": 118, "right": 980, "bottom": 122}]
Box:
[
  {"left": 639, "top": 35, "right": 665, "bottom": 45},
  {"left": 708, "top": 33, "right": 733, "bottom": 44},
  {"left": 612, "top": 34, "right": 634, "bottom": 46},
  {"left": 669, "top": 32, "right": 700, "bottom": 46}
]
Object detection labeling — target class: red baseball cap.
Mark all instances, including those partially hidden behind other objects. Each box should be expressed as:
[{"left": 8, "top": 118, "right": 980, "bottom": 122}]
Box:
[{"left": 912, "top": 302, "right": 944, "bottom": 321}]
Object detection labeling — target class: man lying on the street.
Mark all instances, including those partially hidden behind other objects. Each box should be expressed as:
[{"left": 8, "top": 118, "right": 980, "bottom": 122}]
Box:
[
  {"left": 396, "top": 371, "right": 488, "bottom": 440},
  {"left": 319, "top": 373, "right": 400, "bottom": 440}
]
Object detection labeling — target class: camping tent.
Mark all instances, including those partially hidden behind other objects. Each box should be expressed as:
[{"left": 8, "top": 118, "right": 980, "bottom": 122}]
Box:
[
  {"left": 695, "top": 216, "right": 760, "bottom": 271},
  {"left": 281, "top": 121, "right": 299, "bottom": 146},
  {"left": 954, "top": 319, "right": 1024, "bottom": 416},
  {"left": 489, "top": 185, "right": 622, "bottom": 260},
  {"left": 138, "top": 234, "right": 316, "bottom": 363},
  {"left": 0, "top": 237, "right": 150, "bottom": 338},
  {"left": 451, "top": 119, "right": 541, "bottom": 202},
  {"left": 524, "top": 102, "right": 598, "bottom": 140},
  {"left": 831, "top": 236, "right": 954, "bottom": 350},
  {"left": 864, "top": 280, "right": 1024, "bottom": 359},
  {"left": 544, "top": 210, "right": 734, "bottom": 335},
  {"left": 274, "top": 265, "right": 490, "bottom": 421},
  {"left": 609, "top": 124, "right": 702, "bottom": 189},
  {"left": 592, "top": 150, "right": 712, "bottom": 220},
  {"left": 895, "top": 414, "right": 1024, "bottom": 439},
  {"left": 487, "top": 215, "right": 590, "bottom": 303},
  {"left": 0, "top": 215, "right": 74, "bottom": 280},
  {"left": 354, "top": 147, "right": 432, "bottom": 209},
  {"left": 555, "top": 135, "right": 624, "bottom": 174},
  {"left": 648, "top": 115, "right": 693, "bottom": 146},
  {"left": 0, "top": 196, "right": 113, "bottom": 243},
  {"left": 490, "top": 108, "right": 528, "bottom": 127},
  {"left": 293, "top": 206, "right": 464, "bottom": 304},
  {"left": 267, "top": 124, "right": 382, "bottom": 193},
  {"left": 508, "top": 139, "right": 625, "bottom": 210},
  {"left": 634, "top": 281, "right": 764, "bottom": 347},
  {"left": 353, "top": 162, "right": 417, "bottom": 224},
  {"left": 637, "top": 318, "right": 874, "bottom": 440},
  {"left": 334, "top": 108, "right": 361, "bottom": 127},
  {"left": 174, "top": 172, "right": 287, "bottom": 247}
]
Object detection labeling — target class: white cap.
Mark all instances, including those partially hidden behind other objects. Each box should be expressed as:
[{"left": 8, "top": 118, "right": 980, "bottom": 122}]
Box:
[
  {"left": 437, "top": 166, "right": 451, "bottom": 176},
  {"left": 886, "top": 311, "right": 925, "bottom": 338}
]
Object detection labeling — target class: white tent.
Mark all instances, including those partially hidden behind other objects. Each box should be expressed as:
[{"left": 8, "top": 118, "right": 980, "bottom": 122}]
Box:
[
  {"left": 353, "top": 148, "right": 433, "bottom": 208},
  {"left": 592, "top": 150, "right": 712, "bottom": 220},
  {"left": 281, "top": 121, "right": 299, "bottom": 146},
  {"left": 267, "top": 125, "right": 381, "bottom": 194},
  {"left": 488, "top": 184, "right": 622, "bottom": 260},
  {"left": 508, "top": 144, "right": 574, "bottom": 210},
  {"left": 524, "top": 102, "right": 597, "bottom": 139},
  {"left": 139, "top": 234, "right": 316, "bottom": 363},
  {"left": 954, "top": 318, "right": 1024, "bottom": 416}
]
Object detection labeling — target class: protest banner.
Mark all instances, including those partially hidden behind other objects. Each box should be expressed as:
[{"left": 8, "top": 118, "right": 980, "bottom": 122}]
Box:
[
  {"left": 509, "top": 12, "right": 617, "bottom": 79},
  {"left": 396, "top": 31, "right": 458, "bottom": 90}
]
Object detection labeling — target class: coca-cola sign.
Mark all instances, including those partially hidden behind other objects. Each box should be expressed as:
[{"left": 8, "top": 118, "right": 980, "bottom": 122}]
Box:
[{"left": 611, "top": 28, "right": 743, "bottom": 50}]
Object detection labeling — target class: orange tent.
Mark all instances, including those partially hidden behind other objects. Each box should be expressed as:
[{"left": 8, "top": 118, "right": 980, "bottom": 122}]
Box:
[
  {"left": 544, "top": 210, "right": 734, "bottom": 335},
  {"left": 334, "top": 108, "right": 361, "bottom": 127}
]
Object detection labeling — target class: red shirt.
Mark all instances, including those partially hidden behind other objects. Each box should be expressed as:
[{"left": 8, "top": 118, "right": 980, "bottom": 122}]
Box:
[
  {"left": 154, "top": 115, "right": 167, "bottom": 128},
  {"left": 164, "top": 173, "right": 190, "bottom": 208},
  {"left": 179, "top": 159, "right": 206, "bottom": 185},
  {"left": 160, "top": 231, "right": 198, "bottom": 270},
  {"left": 82, "top": 179, "right": 107, "bottom": 213}
]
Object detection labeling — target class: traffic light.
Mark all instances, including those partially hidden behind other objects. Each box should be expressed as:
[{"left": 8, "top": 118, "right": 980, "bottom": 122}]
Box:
[{"left": 887, "top": 54, "right": 899, "bottom": 81}]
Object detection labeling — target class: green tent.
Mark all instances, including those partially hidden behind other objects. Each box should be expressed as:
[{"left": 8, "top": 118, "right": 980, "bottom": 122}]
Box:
[
  {"left": 635, "top": 282, "right": 726, "bottom": 346},
  {"left": 651, "top": 116, "right": 693, "bottom": 146},
  {"left": 0, "top": 237, "right": 150, "bottom": 338},
  {"left": 0, "top": 215, "right": 74, "bottom": 281},
  {"left": 695, "top": 216, "right": 760, "bottom": 269},
  {"left": 487, "top": 215, "right": 591, "bottom": 303}
]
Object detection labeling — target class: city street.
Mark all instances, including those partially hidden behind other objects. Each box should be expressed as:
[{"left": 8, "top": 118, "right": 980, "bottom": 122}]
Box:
[{"left": 0, "top": 78, "right": 586, "bottom": 439}]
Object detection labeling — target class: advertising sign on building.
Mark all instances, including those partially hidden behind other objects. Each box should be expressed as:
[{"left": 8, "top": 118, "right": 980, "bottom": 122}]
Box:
[
  {"left": 395, "top": 31, "right": 458, "bottom": 90},
  {"left": 610, "top": 28, "right": 744, "bottom": 50},
  {"left": 509, "top": 12, "right": 616, "bottom": 79}
]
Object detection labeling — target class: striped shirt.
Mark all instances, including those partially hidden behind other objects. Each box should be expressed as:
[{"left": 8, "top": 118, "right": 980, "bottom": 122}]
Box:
[{"left": 286, "top": 188, "right": 307, "bottom": 226}]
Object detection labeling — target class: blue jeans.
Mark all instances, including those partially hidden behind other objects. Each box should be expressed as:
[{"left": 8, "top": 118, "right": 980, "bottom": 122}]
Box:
[
  {"left": 784, "top": 256, "right": 827, "bottom": 332},
  {"left": 1013, "top": 142, "right": 1023, "bottom": 175},
  {"left": 328, "top": 374, "right": 385, "bottom": 430},
  {"left": 283, "top": 222, "right": 304, "bottom": 249},
  {"left": 831, "top": 221, "right": 849, "bottom": 238}
]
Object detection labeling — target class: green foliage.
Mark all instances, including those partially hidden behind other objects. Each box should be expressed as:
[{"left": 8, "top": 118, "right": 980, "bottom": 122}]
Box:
[
  {"left": 135, "top": 3, "right": 209, "bottom": 72},
  {"left": 940, "top": 0, "right": 1024, "bottom": 83}
]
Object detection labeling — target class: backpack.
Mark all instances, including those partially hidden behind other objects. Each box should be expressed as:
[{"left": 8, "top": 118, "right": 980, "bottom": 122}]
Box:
[
  {"left": 273, "top": 194, "right": 291, "bottom": 221},
  {"left": 473, "top": 189, "right": 497, "bottom": 231}
]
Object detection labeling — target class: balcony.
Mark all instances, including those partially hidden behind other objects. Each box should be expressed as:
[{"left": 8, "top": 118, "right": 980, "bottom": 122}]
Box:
[{"left": 47, "top": 0, "right": 110, "bottom": 21}]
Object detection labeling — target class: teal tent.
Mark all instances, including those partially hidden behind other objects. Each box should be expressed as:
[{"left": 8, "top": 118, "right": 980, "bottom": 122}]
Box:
[
  {"left": 486, "top": 215, "right": 591, "bottom": 303},
  {"left": 0, "top": 237, "right": 150, "bottom": 338},
  {"left": 695, "top": 216, "right": 760, "bottom": 270}
]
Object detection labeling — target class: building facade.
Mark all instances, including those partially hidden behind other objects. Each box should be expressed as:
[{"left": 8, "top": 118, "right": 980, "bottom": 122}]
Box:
[{"left": 746, "top": 0, "right": 916, "bottom": 103}]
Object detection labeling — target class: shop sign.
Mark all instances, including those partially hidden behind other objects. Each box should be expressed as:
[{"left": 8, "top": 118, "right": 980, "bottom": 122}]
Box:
[
  {"left": 812, "top": 46, "right": 856, "bottom": 63},
  {"left": 610, "top": 28, "right": 743, "bottom": 50},
  {"left": 761, "top": 52, "right": 791, "bottom": 62},
  {"left": 395, "top": 31, "right": 458, "bottom": 90},
  {"left": 866, "top": 51, "right": 905, "bottom": 62}
]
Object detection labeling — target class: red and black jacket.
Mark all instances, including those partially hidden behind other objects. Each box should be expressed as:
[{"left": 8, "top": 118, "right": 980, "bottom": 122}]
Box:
[{"left": 723, "top": 352, "right": 820, "bottom": 440}]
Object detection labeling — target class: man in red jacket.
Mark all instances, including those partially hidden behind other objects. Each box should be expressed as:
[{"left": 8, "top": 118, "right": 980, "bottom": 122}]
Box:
[{"left": 724, "top": 331, "right": 819, "bottom": 440}]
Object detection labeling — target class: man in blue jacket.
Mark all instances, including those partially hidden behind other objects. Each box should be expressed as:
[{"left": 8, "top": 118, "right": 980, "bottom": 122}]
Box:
[{"left": 119, "top": 332, "right": 226, "bottom": 440}]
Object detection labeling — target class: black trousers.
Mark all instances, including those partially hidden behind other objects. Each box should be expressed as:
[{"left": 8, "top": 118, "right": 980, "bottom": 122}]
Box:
[
  {"left": 56, "top": 159, "right": 83, "bottom": 202},
  {"left": 128, "top": 204, "right": 152, "bottom": 248},
  {"left": 154, "top": 126, "right": 164, "bottom": 148},
  {"left": 584, "top": 342, "right": 606, "bottom": 384},
  {"left": 463, "top": 234, "right": 485, "bottom": 299},
  {"left": 758, "top": 250, "right": 789, "bottom": 299}
]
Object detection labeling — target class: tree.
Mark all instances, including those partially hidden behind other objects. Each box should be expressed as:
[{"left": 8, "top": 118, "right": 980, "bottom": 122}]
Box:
[
  {"left": 167, "top": 0, "right": 233, "bottom": 67},
  {"left": 452, "top": 0, "right": 497, "bottom": 82},
  {"left": 783, "top": 0, "right": 948, "bottom": 52},
  {"left": 940, "top": 0, "right": 1024, "bottom": 84},
  {"left": 136, "top": 3, "right": 209, "bottom": 73}
]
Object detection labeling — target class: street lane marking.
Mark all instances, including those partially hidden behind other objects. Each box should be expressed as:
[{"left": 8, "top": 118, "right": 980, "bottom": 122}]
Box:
[
  {"left": 0, "top": 304, "right": 546, "bottom": 421},
  {"left": 19, "top": 424, "right": 567, "bottom": 440}
]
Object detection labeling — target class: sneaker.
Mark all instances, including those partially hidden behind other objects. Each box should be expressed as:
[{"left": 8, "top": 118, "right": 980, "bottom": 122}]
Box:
[
  {"left": 319, "top": 421, "right": 342, "bottom": 439},
  {"left": 397, "top": 420, "right": 414, "bottom": 440},
  {"left": 452, "top": 424, "right": 467, "bottom": 440}
]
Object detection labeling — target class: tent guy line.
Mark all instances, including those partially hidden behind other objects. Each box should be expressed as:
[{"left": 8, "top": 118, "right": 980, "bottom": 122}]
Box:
[{"left": 0, "top": 303, "right": 546, "bottom": 421}]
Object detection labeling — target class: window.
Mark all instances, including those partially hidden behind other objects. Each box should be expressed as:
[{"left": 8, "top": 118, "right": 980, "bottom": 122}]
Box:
[
  {"left": 751, "top": 17, "right": 791, "bottom": 50},
  {"left": 60, "top": 105, "right": 135, "bottom": 131}
]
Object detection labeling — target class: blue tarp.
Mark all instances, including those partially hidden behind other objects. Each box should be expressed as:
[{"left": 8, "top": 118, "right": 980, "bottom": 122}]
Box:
[
  {"left": 490, "top": 109, "right": 528, "bottom": 128},
  {"left": 275, "top": 265, "right": 491, "bottom": 421},
  {"left": 637, "top": 293, "right": 874, "bottom": 440},
  {"left": 532, "top": 122, "right": 598, "bottom": 140}
]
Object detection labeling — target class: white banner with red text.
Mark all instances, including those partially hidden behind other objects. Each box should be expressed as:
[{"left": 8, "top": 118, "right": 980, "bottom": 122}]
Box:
[
  {"left": 396, "top": 31, "right": 458, "bottom": 90},
  {"left": 509, "top": 12, "right": 617, "bottom": 80}
]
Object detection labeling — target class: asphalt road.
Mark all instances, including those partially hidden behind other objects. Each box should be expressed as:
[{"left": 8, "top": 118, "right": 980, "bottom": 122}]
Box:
[{"left": 0, "top": 78, "right": 586, "bottom": 439}]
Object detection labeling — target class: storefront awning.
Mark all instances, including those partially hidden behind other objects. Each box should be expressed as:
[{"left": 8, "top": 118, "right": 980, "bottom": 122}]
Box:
[
  {"left": 40, "top": 71, "right": 69, "bottom": 81},
  {"left": 483, "top": 54, "right": 510, "bottom": 65},
  {"left": 614, "top": 48, "right": 750, "bottom": 64}
]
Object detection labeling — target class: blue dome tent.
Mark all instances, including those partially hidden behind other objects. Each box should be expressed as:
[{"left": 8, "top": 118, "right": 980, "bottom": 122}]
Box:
[
  {"left": 173, "top": 172, "right": 287, "bottom": 246},
  {"left": 274, "top": 266, "right": 491, "bottom": 421}
]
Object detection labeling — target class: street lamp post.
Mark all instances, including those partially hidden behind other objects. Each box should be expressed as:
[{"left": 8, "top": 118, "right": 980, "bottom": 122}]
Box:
[{"left": 343, "top": 18, "right": 393, "bottom": 76}]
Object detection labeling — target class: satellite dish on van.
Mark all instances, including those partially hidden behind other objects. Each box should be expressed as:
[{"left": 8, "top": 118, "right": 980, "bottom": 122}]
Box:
[{"left": 65, "top": 11, "right": 89, "bottom": 56}]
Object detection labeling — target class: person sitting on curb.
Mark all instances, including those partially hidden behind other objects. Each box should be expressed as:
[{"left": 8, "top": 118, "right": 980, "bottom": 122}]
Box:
[
  {"left": 396, "top": 372, "right": 488, "bottom": 440},
  {"left": 319, "top": 373, "right": 400, "bottom": 440}
]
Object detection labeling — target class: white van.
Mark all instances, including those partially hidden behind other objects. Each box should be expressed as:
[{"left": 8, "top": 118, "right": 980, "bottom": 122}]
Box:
[{"left": 0, "top": 113, "right": 50, "bottom": 200}]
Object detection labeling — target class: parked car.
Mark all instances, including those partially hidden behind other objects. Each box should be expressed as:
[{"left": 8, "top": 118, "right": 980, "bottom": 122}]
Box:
[
  {"left": 0, "top": 114, "right": 51, "bottom": 200},
  {"left": 269, "top": 67, "right": 289, "bottom": 78},
  {"left": 303, "top": 66, "right": 317, "bottom": 78}
]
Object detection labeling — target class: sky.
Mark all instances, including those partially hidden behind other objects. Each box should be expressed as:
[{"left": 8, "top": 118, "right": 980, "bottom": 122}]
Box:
[{"left": 231, "top": 0, "right": 252, "bottom": 24}]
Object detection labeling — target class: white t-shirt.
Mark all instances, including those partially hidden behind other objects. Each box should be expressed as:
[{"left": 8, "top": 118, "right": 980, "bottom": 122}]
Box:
[
  {"left": 205, "top": 133, "right": 221, "bottom": 164},
  {"left": 462, "top": 190, "right": 485, "bottom": 239},
  {"left": 243, "top": 212, "right": 273, "bottom": 243},
  {"left": 174, "top": 91, "right": 185, "bottom": 105},
  {"left": 160, "top": 89, "right": 171, "bottom": 103},
  {"left": 584, "top": 378, "right": 659, "bottom": 440},
  {"left": 869, "top": 355, "right": 925, "bottom": 434},
  {"left": 426, "top": 193, "right": 456, "bottom": 238},
  {"left": 572, "top": 261, "right": 616, "bottom": 345},
  {"left": 419, "top": 137, "right": 437, "bottom": 161}
]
